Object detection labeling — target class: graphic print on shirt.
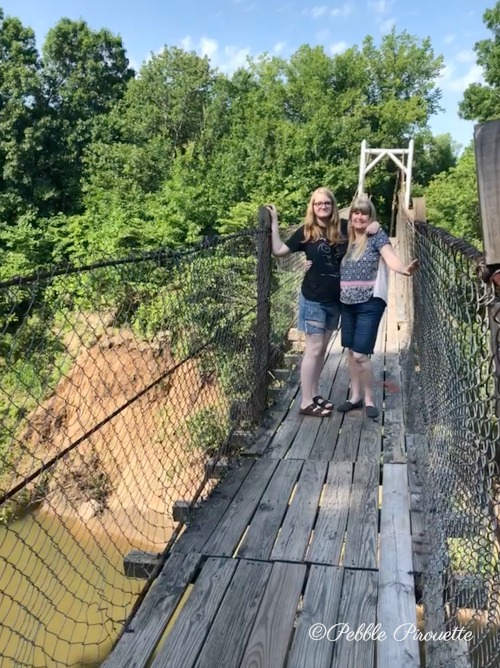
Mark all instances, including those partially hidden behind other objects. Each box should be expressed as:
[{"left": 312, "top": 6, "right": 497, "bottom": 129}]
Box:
[
  {"left": 284, "top": 224, "right": 348, "bottom": 303},
  {"left": 317, "top": 240, "right": 338, "bottom": 278}
]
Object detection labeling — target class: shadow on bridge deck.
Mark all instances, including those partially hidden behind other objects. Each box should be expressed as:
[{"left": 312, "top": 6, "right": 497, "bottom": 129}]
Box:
[{"left": 103, "top": 269, "right": 426, "bottom": 667}]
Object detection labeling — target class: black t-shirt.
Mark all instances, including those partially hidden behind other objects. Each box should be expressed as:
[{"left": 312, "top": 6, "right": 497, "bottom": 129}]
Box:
[{"left": 285, "top": 220, "right": 348, "bottom": 303}]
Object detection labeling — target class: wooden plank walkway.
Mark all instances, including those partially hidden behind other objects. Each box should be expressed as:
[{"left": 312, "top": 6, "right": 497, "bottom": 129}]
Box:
[{"left": 103, "top": 268, "right": 422, "bottom": 668}]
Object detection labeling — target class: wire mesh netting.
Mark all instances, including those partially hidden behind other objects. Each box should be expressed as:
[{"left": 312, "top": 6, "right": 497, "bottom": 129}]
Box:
[
  {"left": 399, "top": 210, "right": 500, "bottom": 668},
  {"left": 0, "top": 224, "right": 303, "bottom": 667}
]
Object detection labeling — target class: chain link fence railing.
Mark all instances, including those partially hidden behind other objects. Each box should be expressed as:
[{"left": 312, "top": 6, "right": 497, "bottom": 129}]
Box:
[
  {"left": 399, "top": 207, "right": 500, "bottom": 668},
  {"left": 0, "top": 212, "right": 304, "bottom": 667}
]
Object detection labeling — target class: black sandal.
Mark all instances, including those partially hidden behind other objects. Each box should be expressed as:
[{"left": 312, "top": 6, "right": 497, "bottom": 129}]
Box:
[
  {"left": 300, "top": 403, "right": 332, "bottom": 417},
  {"left": 313, "top": 395, "right": 334, "bottom": 411},
  {"left": 337, "top": 399, "right": 363, "bottom": 412}
]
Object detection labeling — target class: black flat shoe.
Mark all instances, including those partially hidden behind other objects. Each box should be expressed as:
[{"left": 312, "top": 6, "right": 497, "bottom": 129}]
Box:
[
  {"left": 337, "top": 399, "right": 363, "bottom": 412},
  {"left": 365, "top": 405, "right": 379, "bottom": 419}
]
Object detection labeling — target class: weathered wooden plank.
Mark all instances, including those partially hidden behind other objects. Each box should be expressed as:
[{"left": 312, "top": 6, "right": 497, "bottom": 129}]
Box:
[
  {"left": 271, "top": 460, "right": 327, "bottom": 562},
  {"left": 355, "top": 353, "right": 384, "bottom": 461},
  {"left": 287, "top": 338, "right": 343, "bottom": 459},
  {"left": 383, "top": 353, "right": 403, "bottom": 412},
  {"left": 123, "top": 550, "right": 160, "bottom": 579},
  {"left": 287, "top": 414, "right": 325, "bottom": 459},
  {"left": 172, "top": 460, "right": 254, "bottom": 555},
  {"left": 272, "top": 357, "right": 302, "bottom": 412},
  {"left": 150, "top": 558, "right": 237, "bottom": 668},
  {"left": 306, "top": 462, "right": 352, "bottom": 565},
  {"left": 406, "top": 434, "right": 426, "bottom": 506},
  {"left": 203, "top": 458, "right": 279, "bottom": 557},
  {"left": 333, "top": 410, "right": 363, "bottom": 462},
  {"left": 309, "top": 355, "right": 350, "bottom": 461},
  {"left": 287, "top": 565, "right": 344, "bottom": 668},
  {"left": 194, "top": 559, "right": 272, "bottom": 668},
  {"left": 475, "top": 119, "right": 500, "bottom": 264},
  {"left": 331, "top": 569, "right": 378, "bottom": 668},
  {"left": 309, "top": 410, "right": 343, "bottom": 461},
  {"left": 411, "top": 510, "right": 429, "bottom": 574},
  {"left": 433, "top": 640, "right": 472, "bottom": 667},
  {"left": 377, "top": 464, "right": 420, "bottom": 668},
  {"left": 412, "top": 196, "right": 427, "bottom": 222},
  {"left": 243, "top": 410, "right": 287, "bottom": 456},
  {"left": 272, "top": 368, "right": 291, "bottom": 382},
  {"left": 357, "top": 414, "right": 382, "bottom": 461},
  {"left": 426, "top": 570, "right": 472, "bottom": 668},
  {"left": 237, "top": 459, "right": 303, "bottom": 560},
  {"left": 385, "top": 268, "right": 399, "bottom": 354},
  {"left": 410, "top": 491, "right": 422, "bottom": 511},
  {"left": 383, "top": 353, "right": 405, "bottom": 463},
  {"left": 383, "top": 408, "right": 406, "bottom": 462},
  {"left": 264, "top": 415, "right": 303, "bottom": 459},
  {"left": 371, "top": 351, "right": 385, "bottom": 410},
  {"left": 240, "top": 562, "right": 306, "bottom": 668},
  {"left": 343, "top": 458, "right": 379, "bottom": 569},
  {"left": 394, "top": 270, "right": 408, "bottom": 324},
  {"left": 102, "top": 552, "right": 202, "bottom": 668}
]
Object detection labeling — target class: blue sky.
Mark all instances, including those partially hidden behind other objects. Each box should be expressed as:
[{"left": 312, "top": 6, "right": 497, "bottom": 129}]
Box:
[{"left": 2, "top": 0, "right": 493, "bottom": 148}]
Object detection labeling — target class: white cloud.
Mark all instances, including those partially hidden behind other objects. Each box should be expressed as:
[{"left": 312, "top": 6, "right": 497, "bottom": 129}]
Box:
[
  {"left": 331, "top": 3, "right": 354, "bottom": 16},
  {"left": 178, "top": 36, "right": 252, "bottom": 73},
  {"left": 439, "top": 63, "right": 483, "bottom": 93},
  {"left": 369, "top": 0, "right": 393, "bottom": 13},
  {"left": 443, "top": 33, "right": 456, "bottom": 45},
  {"left": 128, "top": 57, "right": 142, "bottom": 72},
  {"left": 217, "top": 45, "right": 252, "bottom": 72},
  {"left": 330, "top": 41, "right": 348, "bottom": 54},
  {"left": 380, "top": 17, "right": 395, "bottom": 33},
  {"left": 456, "top": 50, "right": 475, "bottom": 64},
  {"left": 200, "top": 37, "right": 218, "bottom": 59},
  {"left": 273, "top": 41, "right": 286, "bottom": 54},
  {"left": 303, "top": 5, "right": 328, "bottom": 18}
]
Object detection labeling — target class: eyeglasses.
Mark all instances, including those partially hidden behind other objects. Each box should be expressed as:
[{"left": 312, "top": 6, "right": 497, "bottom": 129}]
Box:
[{"left": 313, "top": 201, "right": 332, "bottom": 208}]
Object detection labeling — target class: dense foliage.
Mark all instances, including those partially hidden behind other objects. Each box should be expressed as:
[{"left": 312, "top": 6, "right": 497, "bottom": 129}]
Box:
[
  {"left": 425, "top": 0, "right": 500, "bottom": 247},
  {"left": 0, "top": 0, "right": 496, "bottom": 495},
  {"left": 0, "top": 4, "right": 462, "bottom": 279}
]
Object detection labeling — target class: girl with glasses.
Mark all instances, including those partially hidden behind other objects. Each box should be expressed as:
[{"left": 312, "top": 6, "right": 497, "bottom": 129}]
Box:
[{"left": 266, "top": 188, "right": 379, "bottom": 417}]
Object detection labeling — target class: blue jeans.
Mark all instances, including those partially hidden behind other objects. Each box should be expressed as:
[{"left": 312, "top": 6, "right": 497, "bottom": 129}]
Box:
[
  {"left": 298, "top": 295, "right": 341, "bottom": 335},
  {"left": 340, "top": 298, "right": 386, "bottom": 354}
]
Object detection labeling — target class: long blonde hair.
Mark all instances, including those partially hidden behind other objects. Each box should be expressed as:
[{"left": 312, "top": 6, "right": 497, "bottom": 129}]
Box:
[
  {"left": 303, "top": 187, "right": 342, "bottom": 244},
  {"left": 346, "top": 197, "right": 377, "bottom": 261}
]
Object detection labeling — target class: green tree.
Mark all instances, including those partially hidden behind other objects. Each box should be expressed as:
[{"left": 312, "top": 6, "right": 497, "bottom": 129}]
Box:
[
  {"left": 78, "top": 47, "right": 216, "bottom": 252},
  {"left": 460, "top": 1, "right": 500, "bottom": 122},
  {"left": 0, "top": 8, "right": 44, "bottom": 224},
  {"left": 425, "top": 147, "right": 481, "bottom": 243},
  {"left": 40, "top": 18, "right": 134, "bottom": 215},
  {"left": 413, "top": 132, "right": 459, "bottom": 189}
]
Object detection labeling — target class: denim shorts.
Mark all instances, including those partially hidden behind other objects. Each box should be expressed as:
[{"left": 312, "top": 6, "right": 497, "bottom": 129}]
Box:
[
  {"left": 298, "top": 295, "right": 341, "bottom": 335},
  {"left": 340, "top": 297, "right": 386, "bottom": 354}
]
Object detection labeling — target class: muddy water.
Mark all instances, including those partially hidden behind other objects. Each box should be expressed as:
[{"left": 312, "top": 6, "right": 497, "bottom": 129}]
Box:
[{"left": 0, "top": 508, "right": 146, "bottom": 668}]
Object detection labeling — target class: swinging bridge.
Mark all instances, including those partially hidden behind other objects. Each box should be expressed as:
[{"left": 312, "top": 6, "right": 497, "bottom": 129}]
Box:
[{"left": 0, "top": 128, "right": 500, "bottom": 668}]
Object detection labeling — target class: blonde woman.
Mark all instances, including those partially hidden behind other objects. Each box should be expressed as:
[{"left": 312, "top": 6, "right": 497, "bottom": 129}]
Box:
[
  {"left": 339, "top": 198, "right": 419, "bottom": 419},
  {"left": 267, "top": 188, "right": 379, "bottom": 417}
]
